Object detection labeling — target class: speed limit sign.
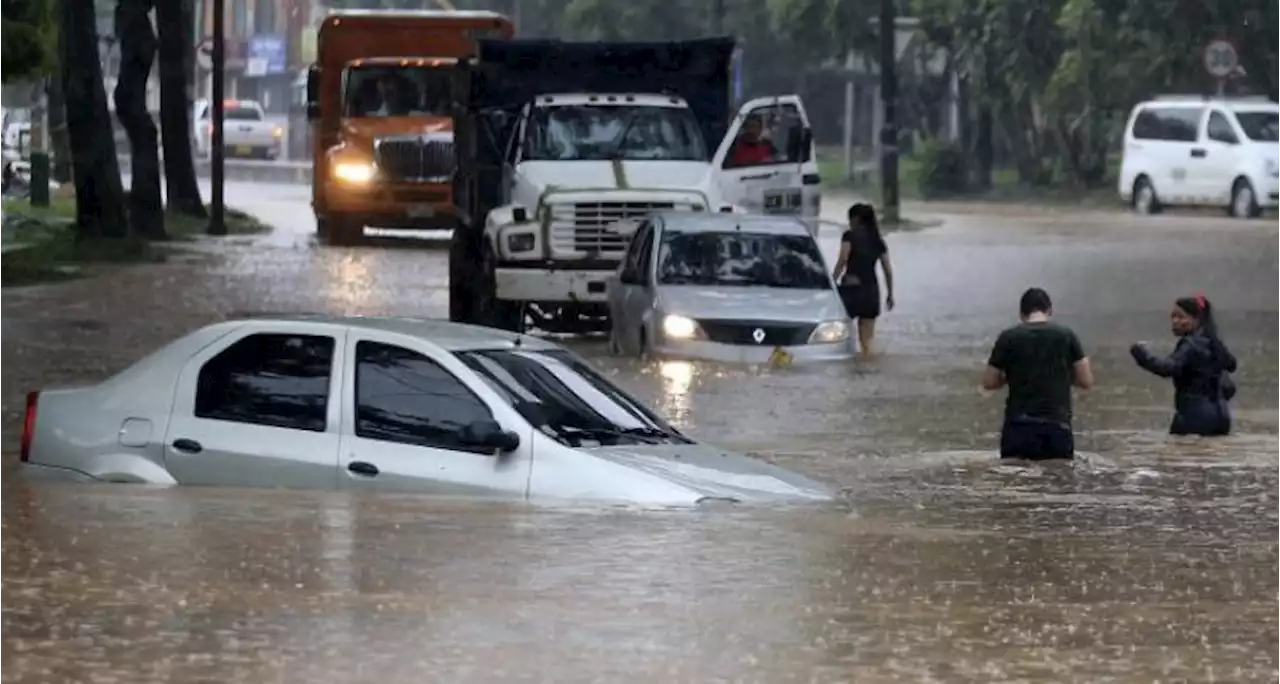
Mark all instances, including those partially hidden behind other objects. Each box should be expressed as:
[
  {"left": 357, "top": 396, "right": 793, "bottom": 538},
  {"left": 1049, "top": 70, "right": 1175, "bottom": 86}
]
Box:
[{"left": 1203, "top": 39, "right": 1238, "bottom": 79}]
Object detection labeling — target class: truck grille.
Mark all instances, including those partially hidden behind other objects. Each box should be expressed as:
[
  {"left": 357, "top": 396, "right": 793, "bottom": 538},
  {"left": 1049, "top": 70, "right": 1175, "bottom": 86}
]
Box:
[
  {"left": 374, "top": 137, "right": 455, "bottom": 182},
  {"left": 547, "top": 201, "right": 678, "bottom": 256},
  {"left": 696, "top": 320, "right": 817, "bottom": 346}
]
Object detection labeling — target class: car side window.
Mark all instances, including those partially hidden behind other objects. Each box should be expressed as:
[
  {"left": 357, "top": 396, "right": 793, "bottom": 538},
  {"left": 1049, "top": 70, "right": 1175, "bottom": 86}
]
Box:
[
  {"left": 619, "top": 221, "right": 650, "bottom": 282},
  {"left": 354, "top": 341, "right": 495, "bottom": 453},
  {"left": 1206, "top": 112, "right": 1238, "bottom": 144},
  {"left": 195, "top": 333, "right": 335, "bottom": 432}
]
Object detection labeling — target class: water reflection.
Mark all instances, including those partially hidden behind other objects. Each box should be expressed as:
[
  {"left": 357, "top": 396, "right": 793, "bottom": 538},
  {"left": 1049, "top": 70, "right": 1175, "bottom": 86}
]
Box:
[
  {"left": 657, "top": 360, "right": 695, "bottom": 426},
  {"left": 322, "top": 254, "right": 379, "bottom": 314}
]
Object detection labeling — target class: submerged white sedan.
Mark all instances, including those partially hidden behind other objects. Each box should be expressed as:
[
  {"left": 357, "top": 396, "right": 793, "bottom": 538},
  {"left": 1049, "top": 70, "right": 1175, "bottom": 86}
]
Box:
[
  {"left": 606, "top": 212, "right": 853, "bottom": 364},
  {"left": 20, "top": 316, "right": 834, "bottom": 506}
]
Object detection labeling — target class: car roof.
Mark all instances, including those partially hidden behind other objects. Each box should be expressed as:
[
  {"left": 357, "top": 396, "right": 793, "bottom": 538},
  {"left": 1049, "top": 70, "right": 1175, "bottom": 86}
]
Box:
[
  {"left": 652, "top": 212, "right": 813, "bottom": 236},
  {"left": 260, "top": 314, "right": 561, "bottom": 352}
]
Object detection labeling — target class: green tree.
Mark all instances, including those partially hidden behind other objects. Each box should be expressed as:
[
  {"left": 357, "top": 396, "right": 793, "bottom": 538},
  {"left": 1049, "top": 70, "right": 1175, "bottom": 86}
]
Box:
[{"left": 1, "top": 0, "right": 53, "bottom": 83}]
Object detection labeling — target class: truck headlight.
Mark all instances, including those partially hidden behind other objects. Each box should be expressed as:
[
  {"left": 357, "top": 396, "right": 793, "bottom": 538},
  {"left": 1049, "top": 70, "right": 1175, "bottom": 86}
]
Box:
[
  {"left": 808, "top": 320, "right": 850, "bottom": 344},
  {"left": 506, "top": 232, "right": 535, "bottom": 253},
  {"left": 661, "top": 314, "right": 702, "bottom": 340},
  {"left": 332, "top": 161, "right": 375, "bottom": 184}
]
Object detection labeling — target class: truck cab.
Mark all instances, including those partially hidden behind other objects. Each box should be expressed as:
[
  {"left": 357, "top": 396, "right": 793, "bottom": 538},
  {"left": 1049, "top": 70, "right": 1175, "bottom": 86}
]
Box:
[
  {"left": 449, "top": 38, "right": 820, "bottom": 334},
  {"left": 305, "top": 10, "right": 513, "bottom": 245}
]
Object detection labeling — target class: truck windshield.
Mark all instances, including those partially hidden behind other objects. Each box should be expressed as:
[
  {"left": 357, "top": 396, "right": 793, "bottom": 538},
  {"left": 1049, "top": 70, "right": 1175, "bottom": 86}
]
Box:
[
  {"left": 656, "top": 230, "right": 831, "bottom": 290},
  {"left": 343, "top": 65, "right": 450, "bottom": 118},
  {"left": 1234, "top": 111, "right": 1278, "bottom": 142},
  {"left": 523, "top": 104, "right": 708, "bottom": 161},
  {"left": 457, "top": 349, "right": 690, "bottom": 447}
]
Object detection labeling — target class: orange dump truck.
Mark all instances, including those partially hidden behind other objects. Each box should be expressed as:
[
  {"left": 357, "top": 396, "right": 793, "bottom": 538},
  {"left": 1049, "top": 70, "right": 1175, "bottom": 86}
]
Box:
[{"left": 304, "top": 10, "right": 514, "bottom": 245}]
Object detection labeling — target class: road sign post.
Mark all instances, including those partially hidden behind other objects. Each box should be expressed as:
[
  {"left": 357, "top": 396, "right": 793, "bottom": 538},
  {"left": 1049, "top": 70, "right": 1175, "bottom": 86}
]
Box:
[{"left": 1203, "top": 39, "right": 1238, "bottom": 97}]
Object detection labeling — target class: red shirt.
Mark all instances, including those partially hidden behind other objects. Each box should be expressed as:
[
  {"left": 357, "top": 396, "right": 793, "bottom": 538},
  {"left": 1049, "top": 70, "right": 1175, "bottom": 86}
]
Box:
[{"left": 730, "top": 139, "right": 776, "bottom": 167}]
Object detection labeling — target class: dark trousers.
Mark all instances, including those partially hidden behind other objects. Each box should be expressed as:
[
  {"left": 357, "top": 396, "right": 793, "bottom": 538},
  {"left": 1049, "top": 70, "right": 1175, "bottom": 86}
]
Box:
[{"left": 1000, "top": 416, "right": 1074, "bottom": 460}]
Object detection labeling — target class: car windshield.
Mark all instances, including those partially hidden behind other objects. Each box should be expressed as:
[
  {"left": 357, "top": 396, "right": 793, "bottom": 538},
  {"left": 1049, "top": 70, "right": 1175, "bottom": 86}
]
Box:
[
  {"left": 1234, "top": 111, "right": 1279, "bottom": 142},
  {"left": 523, "top": 104, "right": 708, "bottom": 161},
  {"left": 656, "top": 230, "right": 831, "bottom": 289},
  {"left": 457, "top": 349, "right": 690, "bottom": 447},
  {"left": 343, "top": 65, "right": 450, "bottom": 118},
  {"left": 225, "top": 105, "right": 261, "bottom": 121}
]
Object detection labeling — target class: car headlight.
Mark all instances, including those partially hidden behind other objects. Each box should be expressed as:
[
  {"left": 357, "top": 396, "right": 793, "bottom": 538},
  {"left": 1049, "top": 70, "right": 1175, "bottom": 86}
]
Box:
[
  {"left": 808, "top": 320, "right": 850, "bottom": 344},
  {"left": 272, "top": 126, "right": 284, "bottom": 139},
  {"left": 332, "top": 161, "right": 375, "bottom": 184},
  {"left": 661, "top": 314, "right": 701, "bottom": 340},
  {"left": 506, "top": 232, "right": 535, "bottom": 253},
  {"left": 1266, "top": 159, "right": 1278, "bottom": 178}
]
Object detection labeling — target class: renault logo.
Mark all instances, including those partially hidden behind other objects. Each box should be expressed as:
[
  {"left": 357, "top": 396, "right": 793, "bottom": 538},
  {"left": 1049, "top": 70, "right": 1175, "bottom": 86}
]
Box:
[{"left": 752, "top": 328, "right": 766, "bottom": 344}]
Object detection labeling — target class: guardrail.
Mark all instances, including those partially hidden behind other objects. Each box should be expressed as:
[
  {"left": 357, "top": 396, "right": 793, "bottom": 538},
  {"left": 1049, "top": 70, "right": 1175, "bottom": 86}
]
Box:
[{"left": 119, "top": 155, "right": 312, "bottom": 185}]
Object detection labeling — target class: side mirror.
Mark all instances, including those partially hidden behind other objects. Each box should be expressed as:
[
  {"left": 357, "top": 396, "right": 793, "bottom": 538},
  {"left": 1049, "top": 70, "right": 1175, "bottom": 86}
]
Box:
[
  {"left": 460, "top": 419, "right": 521, "bottom": 453},
  {"left": 786, "top": 126, "right": 813, "bottom": 162},
  {"left": 305, "top": 64, "right": 321, "bottom": 121}
]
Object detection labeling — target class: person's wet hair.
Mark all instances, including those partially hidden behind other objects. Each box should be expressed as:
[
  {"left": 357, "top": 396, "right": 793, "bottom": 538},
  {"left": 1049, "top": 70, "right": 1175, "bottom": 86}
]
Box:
[
  {"left": 1019, "top": 287, "right": 1053, "bottom": 317},
  {"left": 1175, "top": 292, "right": 1219, "bottom": 340},
  {"left": 846, "top": 203, "right": 886, "bottom": 252}
]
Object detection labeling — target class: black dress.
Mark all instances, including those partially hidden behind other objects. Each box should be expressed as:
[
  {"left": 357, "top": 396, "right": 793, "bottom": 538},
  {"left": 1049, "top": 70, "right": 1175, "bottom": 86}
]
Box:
[
  {"left": 1130, "top": 331, "right": 1237, "bottom": 436},
  {"left": 838, "top": 228, "right": 886, "bottom": 320}
]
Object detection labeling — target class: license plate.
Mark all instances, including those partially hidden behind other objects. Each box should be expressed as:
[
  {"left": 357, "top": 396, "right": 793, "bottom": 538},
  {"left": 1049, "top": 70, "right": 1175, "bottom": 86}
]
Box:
[
  {"left": 234, "top": 145, "right": 251, "bottom": 155},
  {"left": 406, "top": 204, "right": 435, "bottom": 219},
  {"left": 768, "top": 347, "right": 794, "bottom": 368}
]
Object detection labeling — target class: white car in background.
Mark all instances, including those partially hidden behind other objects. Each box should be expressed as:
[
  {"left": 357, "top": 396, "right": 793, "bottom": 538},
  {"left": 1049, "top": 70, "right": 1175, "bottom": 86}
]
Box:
[
  {"left": 193, "top": 98, "right": 283, "bottom": 160},
  {"left": 1119, "top": 95, "right": 1279, "bottom": 218},
  {"left": 20, "top": 315, "right": 835, "bottom": 506},
  {"left": 606, "top": 212, "right": 853, "bottom": 364}
]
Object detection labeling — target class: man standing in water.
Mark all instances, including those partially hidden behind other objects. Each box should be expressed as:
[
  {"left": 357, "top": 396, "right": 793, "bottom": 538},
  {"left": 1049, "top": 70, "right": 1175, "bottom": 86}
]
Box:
[{"left": 982, "top": 288, "right": 1095, "bottom": 460}]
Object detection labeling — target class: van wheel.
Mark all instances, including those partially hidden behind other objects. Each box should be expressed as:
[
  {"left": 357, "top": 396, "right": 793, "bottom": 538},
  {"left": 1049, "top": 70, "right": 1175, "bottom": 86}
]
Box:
[
  {"left": 1229, "top": 178, "right": 1261, "bottom": 219},
  {"left": 1133, "top": 176, "right": 1162, "bottom": 215}
]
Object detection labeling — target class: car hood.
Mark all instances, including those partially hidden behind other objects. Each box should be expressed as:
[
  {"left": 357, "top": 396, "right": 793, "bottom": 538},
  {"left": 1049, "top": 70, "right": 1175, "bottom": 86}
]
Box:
[
  {"left": 657, "top": 285, "right": 845, "bottom": 323},
  {"left": 581, "top": 442, "right": 835, "bottom": 503},
  {"left": 518, "top": 160, "right": 712, "bottom": 194}
]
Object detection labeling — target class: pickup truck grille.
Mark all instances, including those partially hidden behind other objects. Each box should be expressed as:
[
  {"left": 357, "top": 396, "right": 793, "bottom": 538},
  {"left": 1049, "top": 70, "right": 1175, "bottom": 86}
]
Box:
[
  {"left": 374, "top": 137, "right": 454, "bottom": 182},
  {"left": 696, "top": 320, "right": 817, "bottom": 346},
  {"left": 547, "top": 201, "right": 679, "bottom": 256}
]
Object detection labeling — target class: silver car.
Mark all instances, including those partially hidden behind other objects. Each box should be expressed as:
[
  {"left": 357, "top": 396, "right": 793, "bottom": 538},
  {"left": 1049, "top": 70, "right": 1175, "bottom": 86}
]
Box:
[
  {"left": 606, "top": 212, "right": 853, "bottom": 364},
  {"left": 19, "top": 316, "right": 834, "bottom": 506}
]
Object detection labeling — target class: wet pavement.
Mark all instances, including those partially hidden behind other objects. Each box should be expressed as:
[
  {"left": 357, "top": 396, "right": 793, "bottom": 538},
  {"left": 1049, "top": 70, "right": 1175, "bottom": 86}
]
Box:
[{"left": 2, "top": 182, "right": 1277, "bottom": 682}]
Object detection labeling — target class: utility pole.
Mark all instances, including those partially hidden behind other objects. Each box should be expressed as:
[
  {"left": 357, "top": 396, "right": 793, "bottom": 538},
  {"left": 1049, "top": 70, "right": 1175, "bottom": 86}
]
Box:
[
  {"left": 877, "top": 0, "right": 899, "bottom": 224},
  {"left": 209, "top": 0, "right": 226, "bottom": 235}
]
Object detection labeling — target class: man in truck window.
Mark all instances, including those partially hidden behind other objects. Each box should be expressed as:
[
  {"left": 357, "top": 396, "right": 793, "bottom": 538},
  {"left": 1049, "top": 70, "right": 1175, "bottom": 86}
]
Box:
[{"left": 728, "top": 114, "right": 778, "bottom": 167}]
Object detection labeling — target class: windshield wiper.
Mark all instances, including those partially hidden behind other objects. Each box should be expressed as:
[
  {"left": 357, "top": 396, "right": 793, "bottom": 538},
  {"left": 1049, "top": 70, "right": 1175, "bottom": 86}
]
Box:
[{"left": 551, "top": 423, "right": 674, "bottom": 446}]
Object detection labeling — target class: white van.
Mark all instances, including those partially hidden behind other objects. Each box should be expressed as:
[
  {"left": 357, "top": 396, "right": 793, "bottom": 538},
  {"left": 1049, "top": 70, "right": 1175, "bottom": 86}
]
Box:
[{"left": 1118, "top": 96, "right": 1278, "bottom": 218}]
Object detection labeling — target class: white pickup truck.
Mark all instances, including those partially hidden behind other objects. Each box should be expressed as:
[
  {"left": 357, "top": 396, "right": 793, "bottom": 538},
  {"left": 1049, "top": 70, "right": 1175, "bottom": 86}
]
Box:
[{"left": 193, "top": 98, "right": 283, "bottom": 159}]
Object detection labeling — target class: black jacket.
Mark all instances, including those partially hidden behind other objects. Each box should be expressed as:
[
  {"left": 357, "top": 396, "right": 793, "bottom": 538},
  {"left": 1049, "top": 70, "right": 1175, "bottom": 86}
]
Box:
[{"left": 1131, "top": 332, "right": 1236, "bottom": 436}]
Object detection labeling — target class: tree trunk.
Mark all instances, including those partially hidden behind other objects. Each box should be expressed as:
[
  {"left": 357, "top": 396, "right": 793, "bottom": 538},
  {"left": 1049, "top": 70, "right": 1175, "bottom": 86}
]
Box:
[
  {"left": 156, "top": 0, "right": 206, "bottom": 217},
  {"left": 59, "top": 0, "right": 129, "bottom": 239},
  {"left": 114, "top": 0, "right": 166, "bottom": 239},
  {"left": 45, "top": 76, "right": 72, "bottom": 184}
]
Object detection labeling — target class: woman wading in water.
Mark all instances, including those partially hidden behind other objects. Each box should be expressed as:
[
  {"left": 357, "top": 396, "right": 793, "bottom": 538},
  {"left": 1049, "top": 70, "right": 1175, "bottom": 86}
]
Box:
[
  {"left": 832, "top": 203, "right": 895, "bottom": 356},
  {"left": 1131, "top": 292, "right": 1237, "bottom": 436}
]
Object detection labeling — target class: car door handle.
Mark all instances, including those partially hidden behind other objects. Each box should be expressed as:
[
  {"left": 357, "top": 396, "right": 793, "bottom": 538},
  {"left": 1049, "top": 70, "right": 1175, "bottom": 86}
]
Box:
[
  {"left": 347, "top": 461, "right": 379, "bottom": 477},
  {"left": 172, "top": 438, "right": 203, "bottom": 454},
  {"left": 1190, "top": 148, "right": 1207, "bottom": 158}
]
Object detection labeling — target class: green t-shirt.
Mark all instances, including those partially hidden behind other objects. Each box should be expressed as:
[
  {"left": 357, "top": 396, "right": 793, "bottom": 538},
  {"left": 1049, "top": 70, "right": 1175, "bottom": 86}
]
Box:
[{"left": 987, "top": 321, "right": 1085, "bottom": 424}]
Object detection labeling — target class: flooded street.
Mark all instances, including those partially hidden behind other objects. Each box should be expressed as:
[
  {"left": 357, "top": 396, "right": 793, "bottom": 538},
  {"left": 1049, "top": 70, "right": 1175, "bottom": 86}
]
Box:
[{"left": 3, "top": 184, "right": 1277, "bottom": 682}]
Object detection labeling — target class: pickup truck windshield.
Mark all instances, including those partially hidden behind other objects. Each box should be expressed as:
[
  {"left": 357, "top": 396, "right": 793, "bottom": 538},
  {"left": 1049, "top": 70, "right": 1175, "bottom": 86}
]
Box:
[
  {"left": 225, "top": 105, "right": 262, "bottom": 121},
  {"left": 523, "top": 104, "right": 708, "bottom": 161},
  {"left": 657, "top": 230, "right": 831, "bottom": 290},
  {"left": 457, "top": 349, "right": 690, "bottom": 447},
  {"left": 1234, "top": 111, "right": 1279, "bottom": 142},
  {"left": 343, "top": 65, "right": 450, "bottom": 118}
]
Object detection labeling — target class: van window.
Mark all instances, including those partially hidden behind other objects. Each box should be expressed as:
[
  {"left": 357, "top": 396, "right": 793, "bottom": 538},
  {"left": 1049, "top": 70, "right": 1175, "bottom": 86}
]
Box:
[
  {"left": 1206, "top": 112, "right": 1239, "bottom": 144},
  {"left": 1131, "top": 106, "right": 1203, "bottom": 142},
  {"left": 1234, "top": 111, "right": 1279, "bottom": 142}
]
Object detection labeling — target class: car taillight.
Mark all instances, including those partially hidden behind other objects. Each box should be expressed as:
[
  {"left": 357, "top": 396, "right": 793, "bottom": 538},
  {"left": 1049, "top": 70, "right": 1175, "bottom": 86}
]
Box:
[
  {"left": 206, "top": 123, "right": 212, "bottom": 135},
  {"left": 20, "top": 391, "right": 38, "bottom": 462}
]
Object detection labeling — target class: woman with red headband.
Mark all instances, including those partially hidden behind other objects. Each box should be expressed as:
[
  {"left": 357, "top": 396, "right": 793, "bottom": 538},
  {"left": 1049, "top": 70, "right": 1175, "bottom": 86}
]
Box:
[{"left": 1130, "top": 292, "right": 1237, "bottom": 436}]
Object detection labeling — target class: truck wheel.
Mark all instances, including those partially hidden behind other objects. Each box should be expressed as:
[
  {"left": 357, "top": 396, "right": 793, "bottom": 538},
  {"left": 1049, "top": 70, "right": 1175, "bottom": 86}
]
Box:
[
  {"left": 448, "top": 228, "right": 477, "bottom": 323},
  {"left": 325, "top": 215, "right": 363, "bottom": 246},
  {"left": 478, "top": 246, "right": 522, "bottom": 331}
]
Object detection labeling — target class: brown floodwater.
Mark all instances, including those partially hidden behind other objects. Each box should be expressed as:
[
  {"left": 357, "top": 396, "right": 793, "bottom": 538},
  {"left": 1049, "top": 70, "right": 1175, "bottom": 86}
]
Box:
[{"left": 3, "top": 190, "right": 1277, "bottom": 682}]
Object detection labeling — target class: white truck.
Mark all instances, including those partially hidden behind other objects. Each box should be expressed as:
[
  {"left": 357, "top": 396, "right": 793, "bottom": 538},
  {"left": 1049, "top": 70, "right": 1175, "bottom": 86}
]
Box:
[
  {"left": 193, "top": 98, "right": 283, "bottom": 160},
  {"left": 448, "top": 38, "right": 821, "bottom": 334}
]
